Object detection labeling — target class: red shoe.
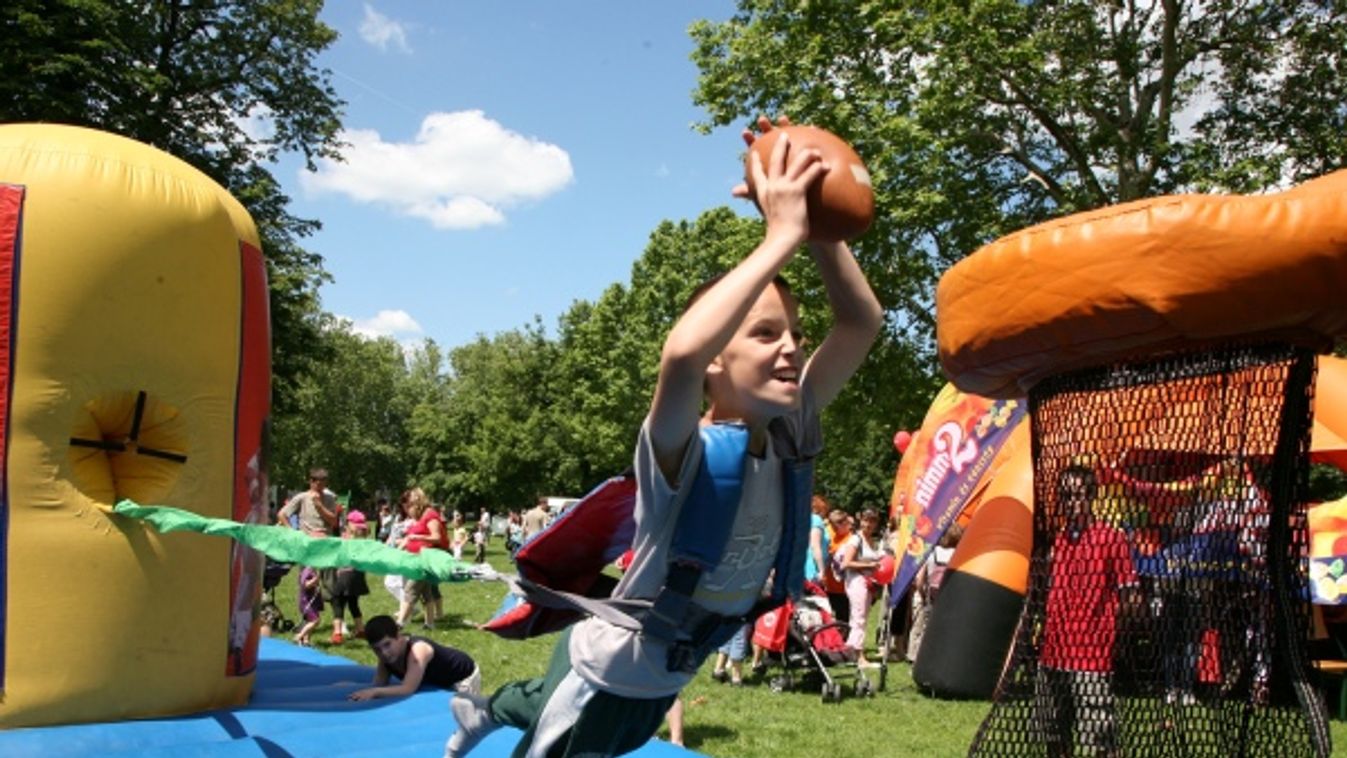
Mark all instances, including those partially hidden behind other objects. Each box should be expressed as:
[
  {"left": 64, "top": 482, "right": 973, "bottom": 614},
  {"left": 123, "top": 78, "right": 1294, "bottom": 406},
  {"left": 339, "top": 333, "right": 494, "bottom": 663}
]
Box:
[{"left": 330, "top": 631, "right": 344, "bottom": 645}]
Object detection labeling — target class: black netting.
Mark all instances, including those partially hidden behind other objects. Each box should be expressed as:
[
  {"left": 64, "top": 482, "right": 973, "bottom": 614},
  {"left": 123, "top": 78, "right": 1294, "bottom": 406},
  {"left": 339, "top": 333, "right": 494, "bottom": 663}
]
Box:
[{"left": 969, "top": 344, "right": 1332, "bottom": 757}]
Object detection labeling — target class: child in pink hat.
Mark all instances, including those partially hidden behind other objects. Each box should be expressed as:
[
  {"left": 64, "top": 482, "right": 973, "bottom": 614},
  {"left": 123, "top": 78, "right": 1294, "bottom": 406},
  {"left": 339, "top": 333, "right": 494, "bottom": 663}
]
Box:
[{"left": 329, "top": 510, "right": 371, "bottom": 644}]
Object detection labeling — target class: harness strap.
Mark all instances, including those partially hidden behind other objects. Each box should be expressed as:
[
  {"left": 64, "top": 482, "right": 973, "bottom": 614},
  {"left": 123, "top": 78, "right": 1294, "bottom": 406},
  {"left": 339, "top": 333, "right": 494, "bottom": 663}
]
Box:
[
  {"left": 513, "top": 576, "right": 650, "bottom": 632},
  {"left": 769, "top": 457, "right": 815, "bottom": 605},
  {"left": 502, "top": 421, "right": 815, "bottom": 674},
  {"left": 643, "top": 424, "right": 749, "bottom": 643},
  {"left": 651, "top": 424, "right": 815, "bottom": 672}
]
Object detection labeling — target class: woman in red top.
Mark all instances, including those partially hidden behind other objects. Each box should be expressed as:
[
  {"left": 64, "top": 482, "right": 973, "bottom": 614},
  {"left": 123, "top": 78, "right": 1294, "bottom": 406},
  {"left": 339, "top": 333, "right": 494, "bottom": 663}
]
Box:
[{"left": 395, "top": 488, "right": 447, "bottom": 628}]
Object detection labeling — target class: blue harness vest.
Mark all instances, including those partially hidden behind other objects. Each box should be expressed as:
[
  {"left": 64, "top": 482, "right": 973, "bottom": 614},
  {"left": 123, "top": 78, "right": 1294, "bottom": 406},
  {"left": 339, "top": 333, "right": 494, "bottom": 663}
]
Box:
[
  {"left": 644, "top": 422, "right": 814, "bottom": 672},
  {"left": 509, "top": 422, "right": 814, "bottom": 673}
]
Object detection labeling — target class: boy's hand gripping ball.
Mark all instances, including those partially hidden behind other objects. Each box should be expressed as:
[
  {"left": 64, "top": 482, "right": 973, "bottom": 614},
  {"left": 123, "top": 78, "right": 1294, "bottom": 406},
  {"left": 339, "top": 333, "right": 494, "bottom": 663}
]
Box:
[{"left": 745, "top": 125, "right": 874, "bottom": 242}]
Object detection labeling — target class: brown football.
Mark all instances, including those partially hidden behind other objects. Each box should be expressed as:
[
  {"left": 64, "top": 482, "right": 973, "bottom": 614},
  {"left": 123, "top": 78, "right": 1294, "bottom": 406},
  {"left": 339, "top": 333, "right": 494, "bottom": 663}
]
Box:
[{"left": 744, "top": 125, "right": 874, "bottom": 242}]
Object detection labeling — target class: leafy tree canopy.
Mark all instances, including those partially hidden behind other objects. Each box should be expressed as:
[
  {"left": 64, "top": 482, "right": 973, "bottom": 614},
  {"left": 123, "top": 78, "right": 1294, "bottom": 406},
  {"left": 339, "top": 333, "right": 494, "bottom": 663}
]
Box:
[
  {"left": 691, "top": 0, "right": 1347, "bottom": 350},
  {"left": 271, "top": 318, "right": 413, "bottom": 505},
  {"left": 687, "top": 0, "right": 1347, "bottom": 506},
  {"left": 1, "top": 0, "right": 345, "bottom": 413}
]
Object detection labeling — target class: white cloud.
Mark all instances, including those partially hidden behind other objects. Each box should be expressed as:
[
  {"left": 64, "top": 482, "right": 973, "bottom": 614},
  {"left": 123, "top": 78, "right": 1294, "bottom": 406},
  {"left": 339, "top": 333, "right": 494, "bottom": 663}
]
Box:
[
  {"left": 655, "top": 163, "right": 670, "bottom": 179},
  {"left": 300, "top": 110, "right": 574, "bottom": 230},
  {"left": 346, "top": 309, "right": 424, "bottom": 339},
  {"left": 359, "top": 4, "right": 411, "bottom": 53},
  {"left": 234, "top": 103, "right": 275, "bottom": 143}
]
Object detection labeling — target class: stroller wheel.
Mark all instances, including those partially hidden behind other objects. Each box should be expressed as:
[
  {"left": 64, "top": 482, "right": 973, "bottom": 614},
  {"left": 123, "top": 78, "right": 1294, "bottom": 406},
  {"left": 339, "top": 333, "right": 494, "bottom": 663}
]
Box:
[
  {"left": 854, "top": 677, "right": 874, "bottom": 698},
  {"left": 821, "top": 681, "right": 843, "bottom": 703}
]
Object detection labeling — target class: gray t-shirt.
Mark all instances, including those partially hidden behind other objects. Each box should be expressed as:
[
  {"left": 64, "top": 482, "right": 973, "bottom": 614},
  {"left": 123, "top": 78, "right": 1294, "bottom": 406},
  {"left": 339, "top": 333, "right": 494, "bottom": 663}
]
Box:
[
  {"left": 278, "top": 489, "right": 337, "bottom": 536},
  {"left": 568, "top": 390, "right": 821, "bottom": 698}
]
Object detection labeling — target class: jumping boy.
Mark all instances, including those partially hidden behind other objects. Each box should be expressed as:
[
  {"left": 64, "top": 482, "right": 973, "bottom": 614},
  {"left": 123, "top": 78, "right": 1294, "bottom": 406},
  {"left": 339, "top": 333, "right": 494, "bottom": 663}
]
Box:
[
  {"left": 348, "top": 615, "right": 481, "bottom": 702},
  {"left": 446, "top": 117, "right": 882, "bottom": 757}
]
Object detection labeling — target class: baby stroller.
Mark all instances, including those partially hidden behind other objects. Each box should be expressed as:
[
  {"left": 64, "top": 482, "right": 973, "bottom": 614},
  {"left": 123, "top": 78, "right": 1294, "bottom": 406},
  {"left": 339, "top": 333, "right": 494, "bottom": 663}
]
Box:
[
  {"left": 259, "top": 558, "right": 295, "bottom": 633},
  {"left": 753, "top": 582, "right": 883, "bottom": 702}
]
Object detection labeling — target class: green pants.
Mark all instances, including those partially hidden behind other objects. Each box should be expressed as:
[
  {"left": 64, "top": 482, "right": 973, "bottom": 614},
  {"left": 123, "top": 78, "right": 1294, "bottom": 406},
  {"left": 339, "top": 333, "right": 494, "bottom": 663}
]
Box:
[{"left": 489, "top": 628, "right": 678, "bottom": 758}]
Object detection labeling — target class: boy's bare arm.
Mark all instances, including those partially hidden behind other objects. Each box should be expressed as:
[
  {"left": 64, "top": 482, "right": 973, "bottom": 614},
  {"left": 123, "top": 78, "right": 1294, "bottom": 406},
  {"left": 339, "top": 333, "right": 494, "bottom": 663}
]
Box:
[
  {"left": 800, "top": 239, "right": 883, "bottom": 409},
  {"left": 647, "top": 130, "right": 824, "bottom": 480},
  {"left": 347, "top": 643, "right": 428, "bottom": 701}
]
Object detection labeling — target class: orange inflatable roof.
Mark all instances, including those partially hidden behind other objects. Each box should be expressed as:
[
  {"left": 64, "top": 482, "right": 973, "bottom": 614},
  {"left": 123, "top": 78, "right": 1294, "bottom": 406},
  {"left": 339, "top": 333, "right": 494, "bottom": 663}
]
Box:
[{"left": 938, "top": 171, "right": 1347, "bottom": 397}]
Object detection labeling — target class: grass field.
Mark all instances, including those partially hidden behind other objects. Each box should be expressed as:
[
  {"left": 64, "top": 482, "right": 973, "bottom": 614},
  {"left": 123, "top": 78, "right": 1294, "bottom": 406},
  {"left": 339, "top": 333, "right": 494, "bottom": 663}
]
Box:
[{"left": 269, "top": 542, "right": 1347, "bottom": 757}]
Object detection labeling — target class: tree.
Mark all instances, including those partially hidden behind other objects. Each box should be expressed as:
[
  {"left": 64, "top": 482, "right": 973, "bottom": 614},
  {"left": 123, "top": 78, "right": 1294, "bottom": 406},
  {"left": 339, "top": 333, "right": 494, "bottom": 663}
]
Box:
[
  {"left": 0, "top": 0, "right": 344, "bottom": 414},
  {"left": 421, "top": 322, "right": 563, "bottom": 511},
  {"left": 691, "top": 0, "right": 1347, "bottom": 353},
  {"left": 545, "top": 210, "right": 767, "bottom": 496},
  {"left": 271, "top": 319, "right": 414, "bottom": 505},
  {"left": 551, "top": 286, "right": 644, "bottom": 492},
  {"left": 689, "top": 0, "right": 1347, "bottom": 505}
]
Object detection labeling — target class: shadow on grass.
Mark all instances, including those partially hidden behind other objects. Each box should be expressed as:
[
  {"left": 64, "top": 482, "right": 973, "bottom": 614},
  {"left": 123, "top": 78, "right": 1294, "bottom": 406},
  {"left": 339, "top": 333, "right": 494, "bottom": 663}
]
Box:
[{"left": 681, "top": 724, "right": 737, "bottom": 749}]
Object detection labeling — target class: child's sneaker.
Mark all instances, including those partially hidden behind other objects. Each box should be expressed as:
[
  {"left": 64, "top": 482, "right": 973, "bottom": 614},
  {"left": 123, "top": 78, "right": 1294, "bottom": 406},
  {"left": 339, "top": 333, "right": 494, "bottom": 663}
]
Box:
[
  {"left": 330, "top": 631, "right": 344, "bottom": 645},
  {"left": 444, "top": 693, "right": 496, "bottom": 758}
]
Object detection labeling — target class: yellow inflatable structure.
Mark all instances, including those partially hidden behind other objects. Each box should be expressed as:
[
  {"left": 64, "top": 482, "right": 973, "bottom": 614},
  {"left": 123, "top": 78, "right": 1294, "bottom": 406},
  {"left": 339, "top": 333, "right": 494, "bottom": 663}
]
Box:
[{"left": 0, "top": 125, "right": 271, "bottom": 727}]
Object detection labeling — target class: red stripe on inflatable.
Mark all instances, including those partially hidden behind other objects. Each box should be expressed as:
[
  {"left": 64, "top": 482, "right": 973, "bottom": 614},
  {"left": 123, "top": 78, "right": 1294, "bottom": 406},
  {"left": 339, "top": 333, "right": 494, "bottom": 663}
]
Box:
[
  {"left": 0, "top": 184, "right": 22, "bottom": 693},
  {"left": 226, "top": 240, "right": 271, "bottom": 677}
]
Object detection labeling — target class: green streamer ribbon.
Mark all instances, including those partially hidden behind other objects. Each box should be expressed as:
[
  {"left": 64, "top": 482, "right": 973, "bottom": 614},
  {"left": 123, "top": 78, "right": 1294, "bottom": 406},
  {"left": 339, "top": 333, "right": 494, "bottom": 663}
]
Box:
[{"left": 111, "top": 500, "right": 473, "bottom": 582}]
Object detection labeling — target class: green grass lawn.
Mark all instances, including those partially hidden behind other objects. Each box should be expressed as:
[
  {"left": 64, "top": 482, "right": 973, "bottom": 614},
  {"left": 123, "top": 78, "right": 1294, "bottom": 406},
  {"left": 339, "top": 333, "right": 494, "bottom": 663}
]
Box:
[{"left": 269, "top": 542, "right": 1347, "bottom": 757}]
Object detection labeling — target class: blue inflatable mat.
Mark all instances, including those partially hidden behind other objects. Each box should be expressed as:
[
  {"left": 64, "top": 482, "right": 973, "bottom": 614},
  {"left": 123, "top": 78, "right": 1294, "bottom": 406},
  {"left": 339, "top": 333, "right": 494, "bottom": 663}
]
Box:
[{"left": 0, "top": 637, "right": 703, "bottom": 757}]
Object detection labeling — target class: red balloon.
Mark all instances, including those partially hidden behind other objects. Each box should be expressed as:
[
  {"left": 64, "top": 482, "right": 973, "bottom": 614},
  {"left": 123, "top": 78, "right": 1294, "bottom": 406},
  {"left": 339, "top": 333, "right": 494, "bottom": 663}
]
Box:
[
  {"left": 872, "top": 554, "right": 897, "bottom": 586},
  {"left": 893, "top": 430, "right": 912, "bottom": 453}
]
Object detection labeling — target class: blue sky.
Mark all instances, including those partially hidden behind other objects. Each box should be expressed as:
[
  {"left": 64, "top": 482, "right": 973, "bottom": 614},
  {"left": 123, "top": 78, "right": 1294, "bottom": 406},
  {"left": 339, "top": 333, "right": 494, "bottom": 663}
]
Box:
[{"left": 275, "top": 2, "right": 746, "bottom": 351}]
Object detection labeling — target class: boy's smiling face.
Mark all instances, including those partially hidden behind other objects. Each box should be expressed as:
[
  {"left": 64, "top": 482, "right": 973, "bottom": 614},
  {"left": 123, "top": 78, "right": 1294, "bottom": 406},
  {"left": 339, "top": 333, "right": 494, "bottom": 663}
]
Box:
[{"left": 707, "top": 282, "right": 803, "bottom": 425}]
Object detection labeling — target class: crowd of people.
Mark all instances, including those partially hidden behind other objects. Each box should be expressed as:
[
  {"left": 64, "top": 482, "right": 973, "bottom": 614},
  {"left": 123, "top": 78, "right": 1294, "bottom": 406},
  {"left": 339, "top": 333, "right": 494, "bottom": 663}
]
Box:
[
  {"left": 273, "top": 473, "right": 509, "bottom": 637},
  {"left": 265, "top": 451, "right": 1343, "bottom": 758},
  {"left": 269, "top": 470, "right": 495, "bottom": 718}
]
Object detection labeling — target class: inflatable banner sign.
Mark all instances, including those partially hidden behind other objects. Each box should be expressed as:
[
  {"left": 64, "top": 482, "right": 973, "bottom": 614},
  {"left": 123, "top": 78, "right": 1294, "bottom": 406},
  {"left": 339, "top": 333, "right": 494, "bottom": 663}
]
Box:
[{"left": 888, "top": 384, "right": 1026, "bottom": 601}]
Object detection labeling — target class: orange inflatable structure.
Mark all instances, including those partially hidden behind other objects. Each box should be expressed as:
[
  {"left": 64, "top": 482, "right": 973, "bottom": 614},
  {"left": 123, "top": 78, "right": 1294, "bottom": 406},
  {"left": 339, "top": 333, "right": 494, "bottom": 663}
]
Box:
[
  {"left": 938, "top": 172, "right": 1347, "bottom": 398},
  {"left": 916, "top": 172, "right": 1347, "bottom": 741}
]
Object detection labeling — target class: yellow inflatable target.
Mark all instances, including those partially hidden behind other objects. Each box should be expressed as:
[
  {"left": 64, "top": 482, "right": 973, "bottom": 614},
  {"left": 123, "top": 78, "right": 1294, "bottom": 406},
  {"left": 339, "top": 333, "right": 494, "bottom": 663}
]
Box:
[{"left": 0, "top": 125, "right": 271, "bottom": 727}]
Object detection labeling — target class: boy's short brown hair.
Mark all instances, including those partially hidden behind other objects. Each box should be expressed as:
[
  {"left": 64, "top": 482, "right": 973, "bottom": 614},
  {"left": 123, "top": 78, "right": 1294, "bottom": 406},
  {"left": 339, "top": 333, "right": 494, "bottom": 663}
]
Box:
[{"left": 683, "top": 273, "right": 795, "bottom": 313}]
